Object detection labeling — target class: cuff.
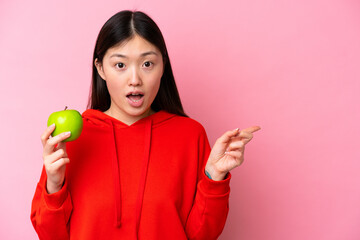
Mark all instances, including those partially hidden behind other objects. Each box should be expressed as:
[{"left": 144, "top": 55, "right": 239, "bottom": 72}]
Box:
[
  {"left": 199, "top": 168, "right": 231, "bottom": 195},
  {"left": 43, "top": 176, "right": 69, "bottom": 209}
]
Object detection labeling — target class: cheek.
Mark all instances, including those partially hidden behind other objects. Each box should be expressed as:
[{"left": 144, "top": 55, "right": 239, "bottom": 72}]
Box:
[
  {"left": 106, "top": 78, "right": 125, "bottom": 98},
  {"left": 149, "top": 75, "right": 162, "bottom": 97}
]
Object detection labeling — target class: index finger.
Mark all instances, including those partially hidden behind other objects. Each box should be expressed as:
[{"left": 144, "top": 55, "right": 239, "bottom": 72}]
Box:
[
  {"left": 43, "top": 131, "right": 71, "bottom": 156},
  {"left": 242, "top": 126, "right": 261, "bottom": 134}
]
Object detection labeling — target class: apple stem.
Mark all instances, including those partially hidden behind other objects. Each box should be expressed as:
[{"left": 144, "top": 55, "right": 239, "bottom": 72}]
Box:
[{"left": 64, "top": 106, "right": 68, "bottom": 110}]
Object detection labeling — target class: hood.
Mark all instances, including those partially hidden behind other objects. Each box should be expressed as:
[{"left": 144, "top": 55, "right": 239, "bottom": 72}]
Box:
[{"left": 82, "top": 109, "right": 176, "bottom": 237}]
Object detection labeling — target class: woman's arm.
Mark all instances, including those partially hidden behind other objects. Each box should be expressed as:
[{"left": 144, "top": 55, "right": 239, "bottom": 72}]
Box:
[
  {"left": 184, "top": 127, "right": 230, "bottom": 240},
  {"left": 185, "top": 166, "right": 231, "bottom": 240},
  {"left": 185, "top": 126, "right": 260, "bottom": 240},
  {"left": 31, "top": 166, "right": 73, "bottom": 240}
]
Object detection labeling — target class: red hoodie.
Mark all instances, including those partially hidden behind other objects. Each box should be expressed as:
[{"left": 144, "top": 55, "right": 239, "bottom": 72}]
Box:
[{"left": 31, "top": 109, "right": 231, "bottom": 239}]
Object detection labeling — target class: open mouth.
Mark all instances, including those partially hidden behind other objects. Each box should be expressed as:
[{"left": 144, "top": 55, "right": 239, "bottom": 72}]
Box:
[{"left": 126, "top": 93, "right": 144, "bottom": 102}]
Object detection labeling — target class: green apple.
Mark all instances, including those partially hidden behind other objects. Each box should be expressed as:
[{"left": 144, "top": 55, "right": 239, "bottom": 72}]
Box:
[{"left": 47, "top": 106, "right": 83, "bottom": 142}]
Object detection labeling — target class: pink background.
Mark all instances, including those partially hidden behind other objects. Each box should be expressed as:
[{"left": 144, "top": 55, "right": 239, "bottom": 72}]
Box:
[{"left": 1, "top": 0, "right": 359, "bottom": 239}]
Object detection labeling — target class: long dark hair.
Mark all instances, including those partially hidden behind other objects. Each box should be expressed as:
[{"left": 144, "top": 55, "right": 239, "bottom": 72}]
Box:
[{"left": 87, "top": 10, "right": 188, "bottom": 117}]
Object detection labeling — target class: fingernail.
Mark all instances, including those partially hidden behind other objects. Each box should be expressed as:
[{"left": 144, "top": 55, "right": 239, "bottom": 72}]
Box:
[
  {"left": 235, "top": 128, "right": 239, "bottom": 131},
  {"left": 50, "top": 123, "right": 55, "bottom": 128},
  {"left": 65, "top": 131, "right": 71, "bottom": 136}
]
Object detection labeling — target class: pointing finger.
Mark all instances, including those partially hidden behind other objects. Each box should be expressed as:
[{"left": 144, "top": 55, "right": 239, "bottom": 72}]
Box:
[
  {"left": 229, "top": 126, "right": 261, "bottom": 145},
  {"left": 241, "top": 126, "right": 261, "bottom": 134}
]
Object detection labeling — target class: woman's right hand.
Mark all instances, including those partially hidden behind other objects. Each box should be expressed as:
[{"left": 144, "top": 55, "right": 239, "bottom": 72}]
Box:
[{"left": 41, "top": 124, "right": 71, "bottom": 194}]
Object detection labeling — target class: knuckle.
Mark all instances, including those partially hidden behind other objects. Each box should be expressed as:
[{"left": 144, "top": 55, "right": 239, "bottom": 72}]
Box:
[
  {"left": 41, "top": 136, "right": 48, "bottom": 145},
  {"left": 43, "top": 154, "right": 49, "bottom": 161},
  {"left": 46, "top": 138, "right": 53, "bottom": 146},
  {"left": 49, "top": 138, "right": 58, "bottom": 147},
  {"left": 58, "top": 149, "right": 65, "bottom": 155},
  {"left": 44, "top": 157, "right": 53, "bottom": 166},
  {"left": 44, "top": 162, "right": 51, "bottom": 171}
]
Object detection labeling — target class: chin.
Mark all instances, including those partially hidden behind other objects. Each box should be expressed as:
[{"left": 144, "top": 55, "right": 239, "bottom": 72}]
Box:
[{"left": 127, "top": 107, "right": 151, "bottom": 117}]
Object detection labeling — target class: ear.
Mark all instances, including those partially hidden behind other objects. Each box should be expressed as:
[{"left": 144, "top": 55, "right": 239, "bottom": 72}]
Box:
[{"left": 94, "top": 58, "right": 106, "bottom": 81}]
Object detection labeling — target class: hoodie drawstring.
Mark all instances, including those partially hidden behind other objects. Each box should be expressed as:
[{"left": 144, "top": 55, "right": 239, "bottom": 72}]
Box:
[
  {"left": 108, "top": 120, "right": 122, "bottom": 228},
  {"left": 135, "top": 119, "right": 152, "bottom": 239},
  {"left": 108, "top": 118, "right": 153, "bottom": 239}
]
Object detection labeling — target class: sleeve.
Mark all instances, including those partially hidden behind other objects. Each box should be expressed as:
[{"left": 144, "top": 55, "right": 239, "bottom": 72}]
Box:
[
  {"left": 30, "top": 165, "right": 73, "bottom": 240},
  {"left": 185, "top": 126, "right": 231, "bottom": 240}
]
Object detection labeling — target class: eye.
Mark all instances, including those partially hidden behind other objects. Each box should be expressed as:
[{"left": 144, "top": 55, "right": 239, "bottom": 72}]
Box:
[
  {"left": 143, "top": 61, "right": 153, "bottom": 68},
  {"left": 115, "top": 63, "right": 125, "bottom": 69}
]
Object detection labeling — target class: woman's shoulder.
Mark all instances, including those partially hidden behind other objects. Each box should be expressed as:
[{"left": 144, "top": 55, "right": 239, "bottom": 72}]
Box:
[{"left": 167, "top": 114, "right": 207, "bottom": 136}]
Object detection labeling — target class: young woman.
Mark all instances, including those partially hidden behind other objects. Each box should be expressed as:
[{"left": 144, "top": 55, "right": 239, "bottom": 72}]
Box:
[{"left": 31, "top": 10, "right": 260, "bottom": 240}]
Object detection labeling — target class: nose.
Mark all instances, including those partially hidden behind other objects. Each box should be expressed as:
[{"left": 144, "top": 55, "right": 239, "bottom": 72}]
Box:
[{"left": 128, "top": 66, "right": 142, "bottom": 86}]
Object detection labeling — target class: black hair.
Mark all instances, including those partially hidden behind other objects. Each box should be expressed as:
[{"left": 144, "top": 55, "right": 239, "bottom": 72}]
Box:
[{"left": 87, "top": 10, "right": 188, "bottom": 117}]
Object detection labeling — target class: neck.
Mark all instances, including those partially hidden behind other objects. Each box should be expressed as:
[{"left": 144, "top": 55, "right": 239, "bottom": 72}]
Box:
[{"left": 104, "top": 107, "right": 155, "bottom": 126}]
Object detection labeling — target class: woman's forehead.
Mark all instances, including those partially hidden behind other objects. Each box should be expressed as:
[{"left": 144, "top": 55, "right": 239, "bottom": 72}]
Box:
[{"left": 107, "top": 35, "right": 160, "bottom": 57}]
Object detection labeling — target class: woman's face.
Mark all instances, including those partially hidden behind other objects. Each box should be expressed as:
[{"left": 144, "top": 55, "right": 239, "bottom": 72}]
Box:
[{"left": 95, "top": 34, "right": 164, "bottom": 125}]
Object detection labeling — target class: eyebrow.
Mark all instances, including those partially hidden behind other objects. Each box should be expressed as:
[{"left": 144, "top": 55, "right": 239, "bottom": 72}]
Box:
[{"left": 110, "top": 51, "right": 158, "bottom": 58}]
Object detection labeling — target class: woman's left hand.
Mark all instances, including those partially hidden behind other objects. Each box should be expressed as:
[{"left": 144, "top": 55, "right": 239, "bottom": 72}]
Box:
[{"left": 205, "top": 126, "right": 261, "bottom": 181}]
